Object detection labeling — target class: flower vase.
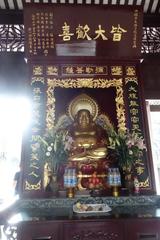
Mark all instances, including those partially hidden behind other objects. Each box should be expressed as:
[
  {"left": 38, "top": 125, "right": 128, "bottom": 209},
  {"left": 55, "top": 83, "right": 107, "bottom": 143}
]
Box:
[
  {"left": 45, "top": 172, "right": 59, "bottom": 196},
  {"left": 51, "top": 173, "right": 59, "bottom": 196},
  {"left": 124, "top": 168, "right": 134, "bottom": 195}
]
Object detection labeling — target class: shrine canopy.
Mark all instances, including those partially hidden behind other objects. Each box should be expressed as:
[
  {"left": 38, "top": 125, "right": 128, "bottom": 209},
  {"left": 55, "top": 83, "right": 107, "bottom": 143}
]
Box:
[{"left": 24, "top": 4, "right": 143, "bottom": 60}]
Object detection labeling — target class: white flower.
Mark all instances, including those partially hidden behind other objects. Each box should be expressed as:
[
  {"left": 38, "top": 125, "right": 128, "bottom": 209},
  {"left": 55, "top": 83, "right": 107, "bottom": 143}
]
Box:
[
  {"left": 137, "top": 138, "right": 146, "bottom": 150},
  {"left": 51, "top": 143, "right": 54, "bottom": 146},
  {"left": 46, "top": 152, "right": 51, "bottom": 157},
  {"left": 129, "top": 150, "right": 133, "bottom": 155},
  {"left": 47, "top": 146, "right": 52, "bottom": 151}
]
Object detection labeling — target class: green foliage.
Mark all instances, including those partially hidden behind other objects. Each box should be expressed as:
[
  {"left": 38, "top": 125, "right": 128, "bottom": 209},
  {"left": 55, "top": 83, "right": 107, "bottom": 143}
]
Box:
[
  {"left": 38, "top": 112, "right": 146, "bottom": 175},
  {"left": 108, "top": 130, "right": 146, "bottom": 170},
  {"left": 38, "top": 115, "right": 73, "bottom": 174}
]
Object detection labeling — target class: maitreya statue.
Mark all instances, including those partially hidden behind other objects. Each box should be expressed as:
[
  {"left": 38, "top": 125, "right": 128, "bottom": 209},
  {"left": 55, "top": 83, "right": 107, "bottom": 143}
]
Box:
[{"left": 57, "top": 93, "right": 114, "bottom": 163}]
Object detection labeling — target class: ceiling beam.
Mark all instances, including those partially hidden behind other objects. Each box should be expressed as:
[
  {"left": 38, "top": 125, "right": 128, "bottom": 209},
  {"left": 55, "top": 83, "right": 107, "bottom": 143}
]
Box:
[
  {"left": 0, "top": 9, "right": 160, "bottom": 27},
  {"left": 0, "top": 10, "right": 23, "bottom": 24},
  {"left": 143, "top": 14, "right": 160, "bottom": 27}
]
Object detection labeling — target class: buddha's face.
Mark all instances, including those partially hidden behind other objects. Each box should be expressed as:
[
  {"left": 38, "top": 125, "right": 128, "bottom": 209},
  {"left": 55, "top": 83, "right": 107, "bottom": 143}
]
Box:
[{"left": 77, "top": 110, "right": 91, "bottom": 128}]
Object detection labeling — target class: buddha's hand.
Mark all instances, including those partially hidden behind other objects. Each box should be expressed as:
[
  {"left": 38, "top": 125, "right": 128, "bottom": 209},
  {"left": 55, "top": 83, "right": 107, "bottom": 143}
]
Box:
[
  {"left": 87, "top": 147, "right": 107, "bottom": 159},
  {"left": 68, "top": 150, "right": 88, "bottom": 161}
]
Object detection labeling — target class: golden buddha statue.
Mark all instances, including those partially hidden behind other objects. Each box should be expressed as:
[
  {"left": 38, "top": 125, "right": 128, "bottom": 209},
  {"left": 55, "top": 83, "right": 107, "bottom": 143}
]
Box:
[
  {"left": 68, "top": 109, "right": 107, "bottom": 161},
  {"left": 54, "top": 94, "right": 114, "bottom": 190}
]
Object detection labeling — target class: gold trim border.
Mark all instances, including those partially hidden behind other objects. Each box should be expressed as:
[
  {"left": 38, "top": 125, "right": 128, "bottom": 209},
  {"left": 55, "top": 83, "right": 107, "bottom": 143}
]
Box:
[{"left": 46, "top": 78, "right": 126, "bottom": 132}]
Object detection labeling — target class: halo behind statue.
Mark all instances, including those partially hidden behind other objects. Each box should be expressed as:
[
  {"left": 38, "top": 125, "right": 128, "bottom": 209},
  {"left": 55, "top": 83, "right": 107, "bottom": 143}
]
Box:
[{"left": 68, "top": 94, "right": 99, "bottom": 121}]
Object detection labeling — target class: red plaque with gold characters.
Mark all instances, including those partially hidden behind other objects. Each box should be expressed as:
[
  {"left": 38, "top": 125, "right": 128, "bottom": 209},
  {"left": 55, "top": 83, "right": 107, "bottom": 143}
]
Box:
[{"left": 24, "top": 3, "right": 143, "bottom": 59}]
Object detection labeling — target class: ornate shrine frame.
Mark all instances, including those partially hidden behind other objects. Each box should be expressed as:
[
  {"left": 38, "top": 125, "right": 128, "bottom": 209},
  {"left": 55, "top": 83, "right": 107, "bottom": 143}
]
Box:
[
  {"left": 24, "top": 73, "right": 152, "bottom": 193},
  {"left": 46, "top": 78, "right": 126, "bottom": 132}
]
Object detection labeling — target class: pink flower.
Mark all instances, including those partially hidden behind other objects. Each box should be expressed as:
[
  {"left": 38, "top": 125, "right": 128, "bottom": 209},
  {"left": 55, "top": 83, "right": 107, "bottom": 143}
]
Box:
[
  {"left": 126, "top": 139, "right": 134, "bottom": 148},
  {"left": 64, "top": 136, "right": 74, "bottom": 151}
]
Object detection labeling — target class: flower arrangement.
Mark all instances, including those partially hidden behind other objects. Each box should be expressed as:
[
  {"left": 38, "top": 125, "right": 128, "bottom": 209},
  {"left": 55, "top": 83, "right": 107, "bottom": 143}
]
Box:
[
  {"left": 108, "top": 129, "right": 146, "bottom": 172},
  {"left": 38, "top": 111, "right": 146, "bottom": 181},
  {"left": 38, "top": 115, "right": 73, "bottom": 174}
]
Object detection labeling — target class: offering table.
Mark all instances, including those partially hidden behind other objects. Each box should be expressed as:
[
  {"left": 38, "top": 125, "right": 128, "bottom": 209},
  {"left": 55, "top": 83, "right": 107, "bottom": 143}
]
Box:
[{"left": 1, "top": 196, "right": 160, "bottom": 240}]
